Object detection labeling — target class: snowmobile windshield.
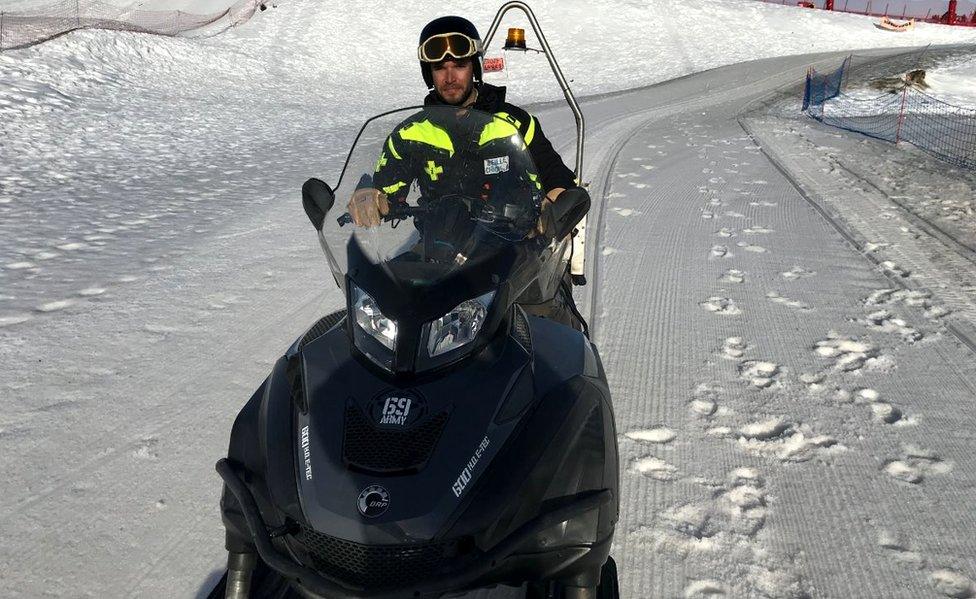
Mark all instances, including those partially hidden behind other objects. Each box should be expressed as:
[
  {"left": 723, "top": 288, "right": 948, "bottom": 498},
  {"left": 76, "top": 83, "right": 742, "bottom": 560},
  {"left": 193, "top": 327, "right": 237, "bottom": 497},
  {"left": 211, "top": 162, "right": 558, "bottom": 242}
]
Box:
[{"left": 327, "top": 106, "right": 545, "bottom": 289}]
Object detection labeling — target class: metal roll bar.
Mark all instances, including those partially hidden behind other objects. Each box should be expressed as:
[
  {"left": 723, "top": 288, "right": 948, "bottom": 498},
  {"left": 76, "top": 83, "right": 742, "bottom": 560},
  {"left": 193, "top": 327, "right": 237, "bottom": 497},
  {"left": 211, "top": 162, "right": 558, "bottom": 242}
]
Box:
[{"left": 483, "top": 1, "right": 585, "bottom": 182}]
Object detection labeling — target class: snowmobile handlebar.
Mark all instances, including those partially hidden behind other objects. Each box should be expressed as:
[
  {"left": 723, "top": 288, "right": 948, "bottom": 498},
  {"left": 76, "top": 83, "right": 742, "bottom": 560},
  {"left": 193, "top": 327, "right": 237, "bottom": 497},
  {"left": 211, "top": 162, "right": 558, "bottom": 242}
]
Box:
[{"left": 337, "top": 202, "right": 426, "bottom": 227}]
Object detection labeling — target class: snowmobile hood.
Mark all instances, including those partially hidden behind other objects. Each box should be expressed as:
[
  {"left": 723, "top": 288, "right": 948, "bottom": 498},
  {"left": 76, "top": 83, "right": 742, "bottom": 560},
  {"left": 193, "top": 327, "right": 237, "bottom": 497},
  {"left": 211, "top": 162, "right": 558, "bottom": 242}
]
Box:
[{"left": 292, "top": 322, "right": 532, "bottom": 544}]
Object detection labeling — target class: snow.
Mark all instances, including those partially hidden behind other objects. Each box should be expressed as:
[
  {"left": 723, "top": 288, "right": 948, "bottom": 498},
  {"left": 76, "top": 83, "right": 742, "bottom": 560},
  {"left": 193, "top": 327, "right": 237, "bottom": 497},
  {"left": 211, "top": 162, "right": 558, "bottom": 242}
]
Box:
[
  {"left": 2, "top": 0, "right": 976, "bottom": 597},
  {"left": 926, "top": 53, "right": 976, "bottom": 107}
]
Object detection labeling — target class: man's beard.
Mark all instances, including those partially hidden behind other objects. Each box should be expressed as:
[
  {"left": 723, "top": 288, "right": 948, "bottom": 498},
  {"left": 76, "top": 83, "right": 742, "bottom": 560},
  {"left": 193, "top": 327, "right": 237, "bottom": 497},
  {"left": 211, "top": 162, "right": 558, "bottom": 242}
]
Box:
[{"left": 438, "top": 82, "right": 474, "bottom": 106}]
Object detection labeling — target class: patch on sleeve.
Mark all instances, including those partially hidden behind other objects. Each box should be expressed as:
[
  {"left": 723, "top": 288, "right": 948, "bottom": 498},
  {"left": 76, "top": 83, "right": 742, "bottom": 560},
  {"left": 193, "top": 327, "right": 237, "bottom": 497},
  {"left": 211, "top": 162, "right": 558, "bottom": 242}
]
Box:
[{"left": 484, "top": 156, "right": 510, "bottom": 175}]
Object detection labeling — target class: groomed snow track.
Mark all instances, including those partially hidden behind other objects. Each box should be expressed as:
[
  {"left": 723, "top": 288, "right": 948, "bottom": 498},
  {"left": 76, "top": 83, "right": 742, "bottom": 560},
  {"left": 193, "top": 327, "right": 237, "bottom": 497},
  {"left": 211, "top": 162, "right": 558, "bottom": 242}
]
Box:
[{"left": 3, "top": 47, "right": 976, "bottom": 598}]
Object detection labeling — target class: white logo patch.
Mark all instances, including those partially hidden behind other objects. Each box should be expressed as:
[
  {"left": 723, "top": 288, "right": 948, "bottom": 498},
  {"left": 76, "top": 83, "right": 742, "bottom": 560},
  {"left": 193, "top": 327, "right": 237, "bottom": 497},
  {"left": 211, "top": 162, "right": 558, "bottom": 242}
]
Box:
[
  {"left": 300, "top": 425, "right": 313, "bottom": 480},
  {"left": 379, "top": 396, "right": 412, "bottom": 426},
  {"left": 452, "top": 436, "right": 491, "bottom": 498},
  {"left": 484, "top": 156, "right": 510, "bottom": 175}
]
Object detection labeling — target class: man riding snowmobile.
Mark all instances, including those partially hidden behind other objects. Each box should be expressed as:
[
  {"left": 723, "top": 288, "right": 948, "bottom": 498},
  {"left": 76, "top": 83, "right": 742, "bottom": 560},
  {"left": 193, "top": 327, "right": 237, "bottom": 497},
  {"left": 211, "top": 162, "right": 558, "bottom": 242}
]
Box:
[
  {"left": 208, "top": 8, "right": 619, "bottom": 599},
  {"left": 348, "top": 16, "right": 588, "bottom": 331}
]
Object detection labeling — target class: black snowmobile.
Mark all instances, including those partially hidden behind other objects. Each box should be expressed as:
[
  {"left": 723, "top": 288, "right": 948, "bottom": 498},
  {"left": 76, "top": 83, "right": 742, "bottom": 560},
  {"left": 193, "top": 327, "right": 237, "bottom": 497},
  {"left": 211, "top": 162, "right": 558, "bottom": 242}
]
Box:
[{"left": 208, "top": 105, "right": 620, "bottom": 599}]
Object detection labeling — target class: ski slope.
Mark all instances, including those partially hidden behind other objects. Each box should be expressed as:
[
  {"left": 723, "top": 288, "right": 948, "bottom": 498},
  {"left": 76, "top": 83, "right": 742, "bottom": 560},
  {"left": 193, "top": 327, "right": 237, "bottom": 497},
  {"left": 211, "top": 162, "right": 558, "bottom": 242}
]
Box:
[{"left": 2, "top": 1, "right": 976, "bottom": 597}]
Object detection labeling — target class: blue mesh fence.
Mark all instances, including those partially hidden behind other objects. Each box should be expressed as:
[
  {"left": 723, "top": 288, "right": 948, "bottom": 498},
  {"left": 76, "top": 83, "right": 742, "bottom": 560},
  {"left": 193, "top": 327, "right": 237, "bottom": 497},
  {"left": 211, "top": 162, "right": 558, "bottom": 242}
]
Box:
[
  {"left": 0, "top": 0, "right": 265, "bottom": 52},
  {"left": 803, "top": 53, "right": 976, "bottom": 170}
]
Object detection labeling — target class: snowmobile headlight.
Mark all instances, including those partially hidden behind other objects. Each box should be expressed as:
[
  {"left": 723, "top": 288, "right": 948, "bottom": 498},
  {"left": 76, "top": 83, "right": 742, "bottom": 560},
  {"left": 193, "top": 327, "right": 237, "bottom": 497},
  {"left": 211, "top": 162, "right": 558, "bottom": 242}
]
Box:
[
  {"left": 352, "top": 284, "right": 397, "bottom": 351},
  {"left": 425, "top": 292, "right": 495, "bottom": 358},
  {"left": 518, "top": 504, "right": 600, "bottom": 552}
]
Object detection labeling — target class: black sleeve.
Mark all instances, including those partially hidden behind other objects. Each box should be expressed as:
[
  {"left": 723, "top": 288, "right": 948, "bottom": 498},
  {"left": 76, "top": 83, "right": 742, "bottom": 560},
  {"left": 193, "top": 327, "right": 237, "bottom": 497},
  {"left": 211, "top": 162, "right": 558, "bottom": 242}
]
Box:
[{"left": 525, "top": 116, "right": 577, "bottom": 192}]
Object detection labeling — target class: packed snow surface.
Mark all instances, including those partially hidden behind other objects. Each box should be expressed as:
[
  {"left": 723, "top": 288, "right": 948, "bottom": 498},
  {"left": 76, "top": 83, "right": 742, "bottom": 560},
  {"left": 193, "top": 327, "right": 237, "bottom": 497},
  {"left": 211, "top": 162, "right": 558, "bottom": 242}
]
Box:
[
  {"left": 2, "top": 0, "right": 976, "bottom": 598},
  {"left": 926, "top": 52, "right": 976, "bottom": 106}
]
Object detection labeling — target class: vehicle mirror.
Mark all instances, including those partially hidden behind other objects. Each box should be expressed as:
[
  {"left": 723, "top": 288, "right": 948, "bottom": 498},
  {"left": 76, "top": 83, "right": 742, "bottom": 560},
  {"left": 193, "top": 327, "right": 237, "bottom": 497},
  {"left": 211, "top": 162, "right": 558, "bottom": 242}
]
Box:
[
  {"left": 302, "top": 178, "right": 336, "bottom": 231},
  {"left": 545, "top": 187, "right": 591, "bottom": 242}
]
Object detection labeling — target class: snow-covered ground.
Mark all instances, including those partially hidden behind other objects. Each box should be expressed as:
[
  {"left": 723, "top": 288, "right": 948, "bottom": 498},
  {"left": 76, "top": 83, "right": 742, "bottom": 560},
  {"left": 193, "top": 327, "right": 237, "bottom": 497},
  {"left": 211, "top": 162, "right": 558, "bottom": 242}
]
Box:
[
  {"left": 3, "top": 0, "right": 976, "bottom": 597},
  {"left": 839, "top": 50, "right": 976, "bottom": 109},
  {"left": 922, "top": 52, "right": 976, "bottom": 106}
]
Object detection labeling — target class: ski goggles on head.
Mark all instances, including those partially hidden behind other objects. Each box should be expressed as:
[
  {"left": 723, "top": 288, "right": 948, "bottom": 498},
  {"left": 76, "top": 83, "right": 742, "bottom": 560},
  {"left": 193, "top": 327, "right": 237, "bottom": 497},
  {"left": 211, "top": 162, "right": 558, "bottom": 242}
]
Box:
[{"left": 418, "top": 32, "right": 483, "bottom": 63}]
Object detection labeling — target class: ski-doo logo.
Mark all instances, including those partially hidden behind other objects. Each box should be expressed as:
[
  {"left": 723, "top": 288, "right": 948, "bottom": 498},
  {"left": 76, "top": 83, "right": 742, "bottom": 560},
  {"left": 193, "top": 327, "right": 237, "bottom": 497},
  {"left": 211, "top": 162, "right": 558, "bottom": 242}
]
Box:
[
  {"left": 357, "top": 485, "right": 391, "bottom": 518},
  {"left": 452, "top": 436, "right": 490, "bottom": 498},
  {"left": 368, "top": 390, "right": 426, "bottom": 428},
  {"left": 300, "top": 425, "right": 312, "bottom": 481}
]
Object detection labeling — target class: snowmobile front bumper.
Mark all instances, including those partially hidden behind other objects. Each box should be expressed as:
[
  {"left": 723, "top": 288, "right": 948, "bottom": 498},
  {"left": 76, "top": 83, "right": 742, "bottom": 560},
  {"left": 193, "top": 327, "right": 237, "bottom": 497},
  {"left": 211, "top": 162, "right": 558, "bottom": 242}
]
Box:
[{"left": 216, "top": 458, "right": 612, "bottom": 599}]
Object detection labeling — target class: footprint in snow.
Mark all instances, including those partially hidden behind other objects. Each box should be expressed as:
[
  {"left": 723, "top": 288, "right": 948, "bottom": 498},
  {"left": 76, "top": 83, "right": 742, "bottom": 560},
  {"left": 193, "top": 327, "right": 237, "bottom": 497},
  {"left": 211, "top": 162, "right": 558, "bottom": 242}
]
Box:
[
  {"left": 636, "top": 466, "right": 776, "bottom": 577},
  {"left": 870, "top": 402, "right": 909, "bottom": 425},
  {"left": 132, "top": 437, "right": 160, "bottom": 461},
  {"left": 742, "top": 226, "right": 773, "bottom": 234},
  {"left": 611, "top": 207, "right": 637, "bottom": 217},
  {"left": 865, "top": 288, "right": 950, "bottom": 320},
  {"left": 862, "top": 310, "right": 922, "bottom": 342},
  {"left": 710, "top": 245, "right": 730, "bottom": 259},
  {"left": 736, "top": 241, "right": 766, "bottom": 253},
  {"left": 738, "top": 419, "right": 842, "bottom": 463},
  {"left": 700, "top": 297, "right": 741, "bottom": 315},
  {"left": 683, "top": 580, "right": 729, "bottom": 598},
  {"left": 879, "top": 533, "right": 976, "bottom": 597},
  {"left": 625, "top": 427, "right": 676, "bottom": 444},
  {"left": 930, "top": 570, "right": 976, "bottom": 598},
  {"left": 740, "top": 417, "right": 791, "bottom": 440},
  {"left": 880, "top": 260, "right": 911, "bottom": 278},
  {"left": 864, "top": 241, "right": 891, "bottom": 253},
  {"left": 601, "top": 247, "right": 619, "bottom": 256},
  {"left": 724, "top": 210, "right": 745, "bottom": 218},
  {"left": 738, "top": 360, "right": 780, "bottom": 388},
  {"left": 701, "top": 210, "right": 715, "bottom": 220},
  {"left": 5, "top": 261, "right": 36, "bottom": 270},
  {"left": 0, "top": 314, "right": 33, "bottom": 327},
  {"left": 781, "top": 266, "right": 816, "bottom": 280},
  {"left": 715, "top": 228, "right": 736, "bottom": 238},
  {"left": 632, "top": 456, "right": 678, "bottom": 481},
  {"left": 627, "top": 182, "right": 648, "bottom": 189},
  {"left": 721, "top": 337, "right": 748, "bottom": 359},
  {"left": 720, "top": 269, "right": 746, "bottom": 283},
  {"left": 814, "top": 333, "right": 884, "bottom": 373},
  {"left": 36, "top": 299, "right": 74, "bottom": 313},
  {"left": 848, "top": 389, "right": 910, "bottom": 425},
  {"left": 690, "top": 383, "right": 722, "bottom": 417},
  {"left": 883, "top": 445, "right": 952, "bottom": 485},
  {"left": 749, "top": 200, "right": 778, "bottom": 207},
  {"left": 56, "top": 242, "right": 89, "bottom": 251},
  {"left": 766, "top": 291, "right": 810, "bottom": 311},
  {"left": 877, "top": 530, "right": 926, "bottom": 567}
]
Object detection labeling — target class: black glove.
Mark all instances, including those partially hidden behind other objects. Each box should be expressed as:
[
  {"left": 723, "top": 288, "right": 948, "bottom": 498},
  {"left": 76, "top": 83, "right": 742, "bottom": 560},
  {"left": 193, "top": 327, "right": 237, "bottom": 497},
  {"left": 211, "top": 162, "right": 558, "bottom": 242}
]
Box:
[{"left": 541, "top": 187, "right": 590, "bottom": 241}]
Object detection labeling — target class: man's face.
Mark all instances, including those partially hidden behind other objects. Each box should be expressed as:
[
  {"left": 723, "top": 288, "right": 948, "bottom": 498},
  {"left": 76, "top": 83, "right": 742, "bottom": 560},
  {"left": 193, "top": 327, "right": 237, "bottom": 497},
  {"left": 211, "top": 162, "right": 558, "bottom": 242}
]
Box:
[{"left": 431, "top": 58, "right": 474, "bottom": 105}]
